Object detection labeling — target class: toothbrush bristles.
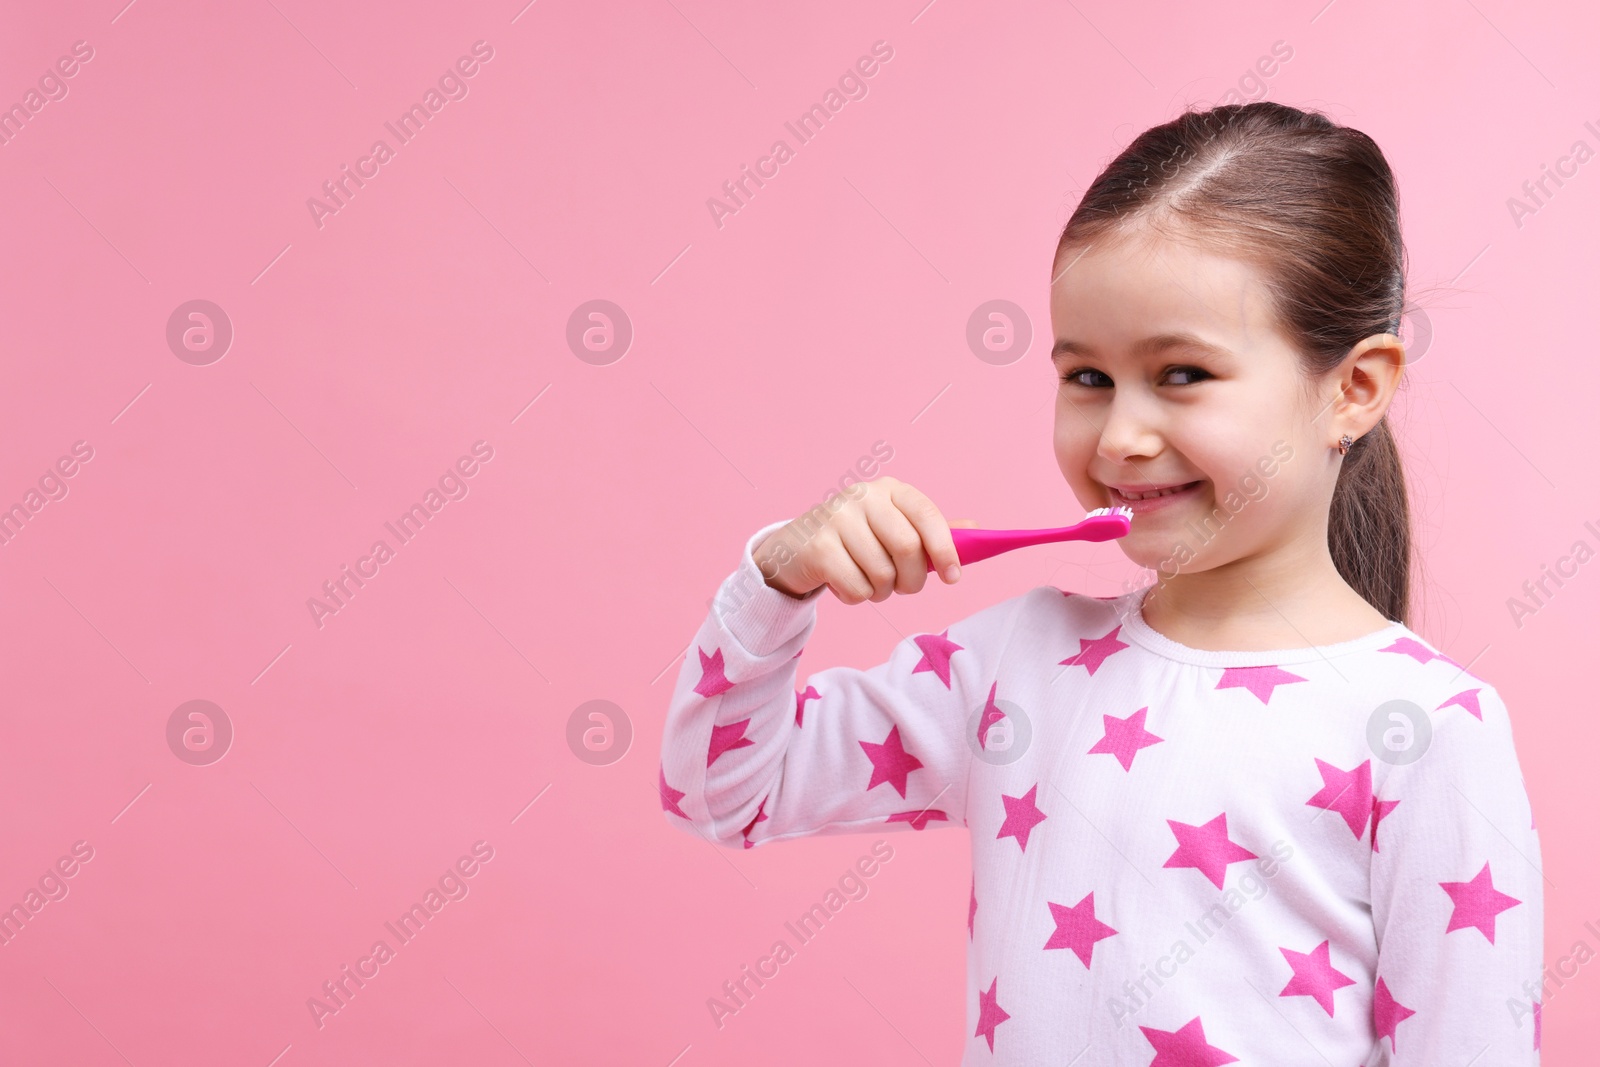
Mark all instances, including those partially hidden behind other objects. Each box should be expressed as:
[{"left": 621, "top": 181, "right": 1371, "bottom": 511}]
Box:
[{"left": 1085, "top": 505, "right": 1134, "bottom": 520}]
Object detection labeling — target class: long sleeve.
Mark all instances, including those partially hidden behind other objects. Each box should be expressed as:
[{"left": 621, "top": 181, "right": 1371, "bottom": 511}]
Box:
[
  {"left": 1368, "top": 683, "right": 1544, "bottom": 1063},
  {"left": 658, "top": 519, "right": 1025, "bottom": 850}
]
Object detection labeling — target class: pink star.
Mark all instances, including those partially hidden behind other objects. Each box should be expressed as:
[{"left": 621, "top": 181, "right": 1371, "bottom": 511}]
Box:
[
  {"left": 997, "top": 784, "right": 1048, "bottom": 852},
  {"left": 1044, "top": 891, "right": 1118, "bottom": 967},
  {"left": 860, "top": 724, "right": 924, "bottom": 797},
  {"left": 1373, "top": 976, "right": 1415, "bottom": 1052},
  {"left": 969, "top": 877, "right": 977, "bottom": 940},
  {"left": 1441, "top": 861, "right": 1521, "bottom": 943},
  {"left": 1059, "top": 624, "right": 1129, "bottom": 675},
  {"left": 1379, "top": 637, "right": 1441, "bottom": 664},
  {"left": 1088, "top": 705, "right": 1164, "bottom": 771},
  {"left": 795, "top": 684, "right": 820, "bottom": 727},
  {"left": 974, "top": 976, "right": 1010, "bottom": 1052},
  {"left": 1215, "top": 665, "right": 1306, "bottom": 705},
  {"left": 1534, "top": 998, "right": 1542, "bottom": 1050},
  {"left": 1370, "top": 797, "right": 1400, "bottom": 853},
  {"left": 1437, "top": 688, "right": 1484, "bottom": 721},
  {"left": 658, "top": 766, "right": 688, "bottom": 819},
  {"left": 1138, "top": 1016, "right": 1238, "bottom": 1067},
  {"left": 977, "top": 682, "right": 1006, "bottom": 750},
  {"left": 887, "top": 808, "right": 948, "bottom": 831},
  {"left": 740, "top": 798, "right": 768, "bottom": 849},
  {"left": 707, "top": 718, "right": 755, "bottom": 766},
  {"left": 1278, "top": 939, "right": 1355, "bottom": 1016},
  {"left": 1306, "top": 758, "right": 1374, "bottom": 838},
  {"left": 1163, "top": 813, "right": 1257, "bottom": 888},
  {"left": 693, "top": 646, "right": 735, "bottom": 697},
  {"left": 911, "top": 630, "right": 964, "bottom": 688}
]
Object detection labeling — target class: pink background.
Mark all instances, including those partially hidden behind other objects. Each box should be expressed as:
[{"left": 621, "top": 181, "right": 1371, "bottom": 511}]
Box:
[{"left": 1, "top": 0, "right": 1594, "bottom": 1063}]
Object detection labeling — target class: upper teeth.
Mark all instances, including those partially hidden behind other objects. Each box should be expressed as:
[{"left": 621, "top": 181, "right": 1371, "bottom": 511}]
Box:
[{"left": 1122, "top": 485, "right": 1187, "bottom": 500}]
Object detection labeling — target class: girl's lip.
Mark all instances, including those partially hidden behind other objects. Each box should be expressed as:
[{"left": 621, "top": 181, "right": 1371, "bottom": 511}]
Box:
[{"left": 1106, "top": 480, "right": 1205, "bottom": 513}]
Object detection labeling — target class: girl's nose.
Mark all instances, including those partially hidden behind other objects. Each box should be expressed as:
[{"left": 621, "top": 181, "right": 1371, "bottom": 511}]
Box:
[{"left": 1096, "top": 396, "right": 1163, "bottom": 464}]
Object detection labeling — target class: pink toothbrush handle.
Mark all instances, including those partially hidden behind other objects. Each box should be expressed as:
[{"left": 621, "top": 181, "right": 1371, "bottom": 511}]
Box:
[{"left": 926, "top": 514, "right": 1132, "bottom": 571}]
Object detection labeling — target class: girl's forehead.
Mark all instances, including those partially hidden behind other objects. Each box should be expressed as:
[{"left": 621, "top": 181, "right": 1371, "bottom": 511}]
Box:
[{"left": 1052, "top": 246, "right": 1277, "bottom": 337}]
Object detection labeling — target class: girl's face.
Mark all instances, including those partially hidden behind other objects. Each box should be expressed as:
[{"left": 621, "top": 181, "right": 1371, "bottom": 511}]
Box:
[{"left": 1049, "top": 228, "right": 1339, "bottom": 577}]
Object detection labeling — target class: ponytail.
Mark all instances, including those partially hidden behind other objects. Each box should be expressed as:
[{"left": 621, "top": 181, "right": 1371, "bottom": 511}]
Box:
[{"left": 1329, "top": 418, "right": 1410, "bottom": 622}]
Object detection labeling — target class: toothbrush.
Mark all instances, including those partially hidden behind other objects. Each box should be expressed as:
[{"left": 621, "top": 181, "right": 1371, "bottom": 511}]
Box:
[{"left": 926, "top": 506, "right": 1134, "bottom": 571}]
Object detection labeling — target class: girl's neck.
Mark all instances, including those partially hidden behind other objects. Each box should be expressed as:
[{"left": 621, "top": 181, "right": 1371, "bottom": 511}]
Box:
[{"left": 1137, "top": 526, "right": 1394, "bottom": 652}]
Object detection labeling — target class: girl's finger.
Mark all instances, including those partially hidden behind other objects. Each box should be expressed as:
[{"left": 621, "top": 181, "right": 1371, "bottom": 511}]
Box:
[
  {"left": 863, "top": 493, "right": 931, "bottom": 596},
  {"left": 889, "top": 482, "right": 961, "bottom": 582},
  {"left": 833, "top": 506, "right": 901, "bottom": 603}
]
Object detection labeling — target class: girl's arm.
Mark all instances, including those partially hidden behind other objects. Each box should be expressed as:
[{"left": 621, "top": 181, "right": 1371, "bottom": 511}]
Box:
[
  {"left": 1369, "top": 684, "right": 1544, "bottom": 1063},
  {"left": 659, "top": 519, "right": 1023, "bottom": 849}
]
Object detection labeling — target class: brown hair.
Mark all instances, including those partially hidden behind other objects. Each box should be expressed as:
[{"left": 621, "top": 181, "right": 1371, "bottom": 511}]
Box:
[{"left": 1053, "top": 101, "right": 1412, "bottom": 624}]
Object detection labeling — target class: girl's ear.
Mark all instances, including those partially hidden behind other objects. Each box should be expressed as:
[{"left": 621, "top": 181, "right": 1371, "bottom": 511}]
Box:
[{"left": 1332, "top": 332, "right": 1405, "bottom": 439}]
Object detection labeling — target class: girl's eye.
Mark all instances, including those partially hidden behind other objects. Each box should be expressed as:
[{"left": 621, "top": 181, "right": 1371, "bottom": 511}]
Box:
[
  {"left": 1060, "top": 368, "right": 1112, "bottom": 388},
  {"left": 1164, "top": 365, "right": 1212, "bottom": 385}
]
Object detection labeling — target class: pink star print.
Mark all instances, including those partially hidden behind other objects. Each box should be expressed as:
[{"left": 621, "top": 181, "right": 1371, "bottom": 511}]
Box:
[
  {"left": 1379, "top": 637, "right": 1441, "bottom": 664},
  {"left": 887, "top": 808, "right": 948, "bottom": 831},
  {"left": 1441, "top": 861, "right": 1521, "bottom": 943},
  {"left": 997, "top": 784, "right": 1048, "bottom": 852},
  {"left": 1138, "top": 1016, "right": 1238, "bottom": 1066},
  {"left": 911, "top": 630, "right": 964, "bottom": 688},
  {"left": 1215, "top": 665, "right": 1306, "bottom": 705},
  {"left": 1306, "top": 758, "right": 1374, "bottom": 838},
  {"left": 1373, "top": 976, "right": 1415, "bottom": 1052},
  {"left": 977, "top": 682, "right": 1007, "bottom": 750},
  {"left": 1278, "top": 939, "right": 1355, "bottom": 1016},
  {"left": 693, "top": 646, "right": 735, "bottom": 698},
  {"left": 860, "top": 724, "right": 924, "bottom": 797},
  {"left": 1163, "top": 813, "right": 1257, "bottom": 888},
  {"left": 1534, "top": 998, "right": 1542, "bottom": 1050},
  {"left": 974, "top": 977, "right": 1010, "bottom": 1052},
  {"left": 707, "top": 718, "right": 755, "bottom": 766},
  {"left": 1044, "top": 891, "right": 1118, "bottom": 967},
  {"left": 969, "top": 877, "right": 977, "bottom": 940},
  {"left": 1088, "top": 706, "right": 1164, "bottom": 771},
  {"left": 1059, "top": 624, "right": 1129, "bottom": 675},
  {"left": 1370, "top": 797, "right": 1400, "bottom": 853},
  {"left": 658, "top": 766, "right": 688, "bottom": 819},
  {"left": 739, "top": 799, "right": 768, "bottom": 849},
  {"left": 1437, "top": 688, "right": 1484, "bottom": 721},
  {"left": 795, "top": 684, "right": 820, "bottom": 727}
]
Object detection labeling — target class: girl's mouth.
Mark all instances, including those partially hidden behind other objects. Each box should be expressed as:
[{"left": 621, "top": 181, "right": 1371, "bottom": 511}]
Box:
[{"left": 1106, "top": 479, "right": 1205, "bottom": 513}]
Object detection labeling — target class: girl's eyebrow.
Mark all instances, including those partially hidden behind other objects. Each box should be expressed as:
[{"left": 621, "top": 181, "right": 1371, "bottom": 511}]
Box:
[{"left": 1050, "top": 332, "right": 1233, "bottom": 365}]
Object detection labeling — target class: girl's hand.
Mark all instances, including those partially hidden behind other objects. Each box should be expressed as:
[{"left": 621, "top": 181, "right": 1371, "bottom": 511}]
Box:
[{"left": 753, "top": 477, "right": 977, "bottom": 605}]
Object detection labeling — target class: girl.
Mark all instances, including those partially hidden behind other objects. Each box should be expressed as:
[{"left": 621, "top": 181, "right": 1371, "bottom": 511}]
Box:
[{"left": 659, "top": 102, "right": 1543, "bottom": 1065}]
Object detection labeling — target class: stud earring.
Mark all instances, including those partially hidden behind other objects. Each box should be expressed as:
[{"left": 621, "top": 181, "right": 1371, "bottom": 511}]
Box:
[{"left": 1336, "top": 433, "right": 1354, "bottom": 455}]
